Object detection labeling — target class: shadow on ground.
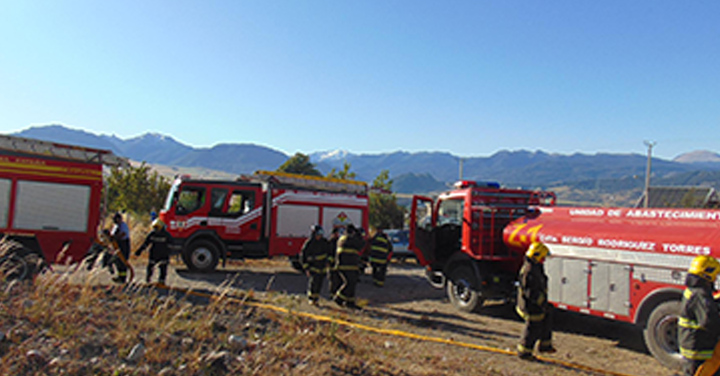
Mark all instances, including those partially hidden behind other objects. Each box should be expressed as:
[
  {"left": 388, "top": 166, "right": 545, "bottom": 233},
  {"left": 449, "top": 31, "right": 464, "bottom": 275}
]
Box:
[
  {"left": 174, "top": 265, "right": 446, "bottom": 305},
  {"left": 171, "top": 264, "right": 648, "bottom": 357}
]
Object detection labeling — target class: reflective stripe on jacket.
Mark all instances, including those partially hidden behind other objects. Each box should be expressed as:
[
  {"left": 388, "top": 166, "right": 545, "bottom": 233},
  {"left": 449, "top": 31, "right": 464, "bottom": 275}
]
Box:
[
  {"left": 369, "top": 234, "right": 393, "bottom": 264},
  {"left": 516, "top": 257, "right": 549, "bottom": 322},
  {"left": 679, "top": 275, "right": 720, "bottom": 360},
  {"left": 300, "top": 237, "right": 331, "bottom": 274},
  {"left": 335, "top": 234, "right": 365, "bottom": 271}
]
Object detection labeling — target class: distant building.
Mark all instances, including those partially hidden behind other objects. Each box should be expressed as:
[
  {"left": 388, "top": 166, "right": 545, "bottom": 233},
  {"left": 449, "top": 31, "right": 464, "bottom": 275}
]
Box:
[{"left": 635, "top": 186, "right": 720, "bottom": 208}]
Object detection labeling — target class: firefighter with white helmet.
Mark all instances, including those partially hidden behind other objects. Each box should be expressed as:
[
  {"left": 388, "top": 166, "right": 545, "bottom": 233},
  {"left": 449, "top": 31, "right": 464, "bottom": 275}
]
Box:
[
  {"left": 327, "top": 227, "right": 343, "bottom": 297},
  {"left": 679, "top": 255, "right": 720, "bottom": 376},
  {"left": 333, "top": 224, "right": 365, "bottom": 309},
  {"left": 516, "top": 241, "right": 556, "bottom": 360},
  {"left": 135, "top": 219, "right": 173, "bottom": 285}
]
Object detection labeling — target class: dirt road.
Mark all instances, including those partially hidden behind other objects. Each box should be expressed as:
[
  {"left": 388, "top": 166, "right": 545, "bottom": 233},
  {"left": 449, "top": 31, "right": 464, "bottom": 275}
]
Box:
[{"left": 73, "top": 259, "right": 675, "bottom": 376}]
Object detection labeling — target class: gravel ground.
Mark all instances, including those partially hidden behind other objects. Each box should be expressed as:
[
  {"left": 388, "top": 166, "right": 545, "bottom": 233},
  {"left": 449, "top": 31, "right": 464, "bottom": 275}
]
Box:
[{"left": 58, "top": 257, "right": 675, "bottom": 376}]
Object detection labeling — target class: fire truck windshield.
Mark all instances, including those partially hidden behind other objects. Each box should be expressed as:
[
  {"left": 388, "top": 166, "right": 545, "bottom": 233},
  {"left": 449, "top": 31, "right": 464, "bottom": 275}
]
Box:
[{"left": 437, "top": 198, "right": 464, "bottom": 226}]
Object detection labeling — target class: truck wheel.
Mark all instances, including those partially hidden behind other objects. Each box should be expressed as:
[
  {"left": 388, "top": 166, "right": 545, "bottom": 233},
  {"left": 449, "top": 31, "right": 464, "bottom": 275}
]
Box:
[
  {"left": 0, "top": 242, "right": 44, "bottom": 281},
  {"left": 184, "top": 240, "right": 219, "bottom": 272},
  {"left": 447, "top": 266, "right": 483, "bottom": 313},
  {"left": 643, "top": 300, "right": 683, "bottom": 371},
  {"left": 1, "top": 253, "right": 30, "bottom": 281}
]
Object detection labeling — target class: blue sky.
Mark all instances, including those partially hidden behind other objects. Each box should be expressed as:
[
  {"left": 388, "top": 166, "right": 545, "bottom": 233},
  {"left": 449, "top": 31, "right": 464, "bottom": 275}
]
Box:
[{"left": 1, "top": 1, "right": 719, "bottom": 160}]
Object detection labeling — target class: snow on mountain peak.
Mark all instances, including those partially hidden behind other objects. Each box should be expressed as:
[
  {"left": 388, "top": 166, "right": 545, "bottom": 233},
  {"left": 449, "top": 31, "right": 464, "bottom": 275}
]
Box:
[{"left": 314, "top": 149, "right": 350, "bottom": 161}]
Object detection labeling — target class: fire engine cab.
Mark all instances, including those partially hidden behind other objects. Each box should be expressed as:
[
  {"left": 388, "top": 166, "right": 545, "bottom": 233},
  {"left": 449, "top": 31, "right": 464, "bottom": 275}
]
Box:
[
  {"left": 410, "top": 179, "right": 720, "bottom": 370},
  {"left": 159, "top": 171, "right": 369, "bottom": 272}
]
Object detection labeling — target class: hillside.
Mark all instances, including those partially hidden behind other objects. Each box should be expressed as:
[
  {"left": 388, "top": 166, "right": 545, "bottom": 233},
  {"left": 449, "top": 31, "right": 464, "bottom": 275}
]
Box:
[
  {"left": 13, "top": 125, "right": 287, "bottom": 175},
  {"left": 9, "top": 124, "right": 720, "bottom": 204}
]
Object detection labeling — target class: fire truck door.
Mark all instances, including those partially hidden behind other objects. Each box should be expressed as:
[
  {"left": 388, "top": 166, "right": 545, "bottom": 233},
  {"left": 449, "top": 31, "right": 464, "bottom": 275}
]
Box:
[
  {"left": 590, "top": 262, "right": 631, "bottom": 315},
  {"left": 546, "top": 257, "right": 590, "bottom": 308},
  {"left": 225, "top": 187, "right": 263, "bottom": 241},
  {"left": 410, "top": 196, "right": 435, "bottom": 266},
  {"left": 208, "top": 188, "right": 262, "bottom": 242}
]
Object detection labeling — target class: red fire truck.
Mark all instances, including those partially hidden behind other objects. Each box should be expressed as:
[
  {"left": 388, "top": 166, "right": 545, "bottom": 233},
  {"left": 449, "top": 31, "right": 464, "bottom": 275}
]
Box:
[
  {"left": 410, "top": 180, "right": 717, "bottom": 369},
  {"left": 0, "top": 134, "right": 127, "bottom": 275},
  {"left": 159, "top": 170, "right": 369, "bottom": 272}
]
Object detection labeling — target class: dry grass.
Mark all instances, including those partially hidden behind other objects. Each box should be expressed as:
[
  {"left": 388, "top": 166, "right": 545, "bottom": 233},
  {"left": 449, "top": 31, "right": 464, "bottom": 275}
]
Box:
[
  {"left": 0, "top": 261, "right": 433, "bottom": 375},
  {"left": 0, "top": 217, "right": 504, "bottom": 375}
]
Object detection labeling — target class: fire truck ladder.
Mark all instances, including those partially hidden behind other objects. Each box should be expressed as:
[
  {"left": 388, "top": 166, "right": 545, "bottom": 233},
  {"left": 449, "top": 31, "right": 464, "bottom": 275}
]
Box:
[
  {"left": 0, "top": 134, "right": 129, "bottom": 167},
  {"left": 254, "top": 170, "right": 367, "bottom": 194}
]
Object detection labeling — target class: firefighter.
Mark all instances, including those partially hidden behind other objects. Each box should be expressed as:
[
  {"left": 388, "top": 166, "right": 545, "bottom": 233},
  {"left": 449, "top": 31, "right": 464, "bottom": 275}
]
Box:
[
  {"left": 678, "top": 255, "right": 720, "bottom": 376},
  {"left": 357, "top": 227, "right": 370, "bottom": 275},
  {"left": 368, "top": 228, "right": 393, "bottom": 287},
  {"left": 516, "top": 241, "right": 556, "bottom": 360},
  {"left": 327, "top": 227, "right": 343, "bottom": 297},
  {"left": 135, "top": 219, "right": 173, "bottom": 285},
  {"left": 300, "top": 225, "right": 330, "bottom": 305},
  {"left": 110, "top": 212, "right": 131, "bottom": 283},
  {"left": 334, "top": 224, "right": 365, "bottom": 309}
]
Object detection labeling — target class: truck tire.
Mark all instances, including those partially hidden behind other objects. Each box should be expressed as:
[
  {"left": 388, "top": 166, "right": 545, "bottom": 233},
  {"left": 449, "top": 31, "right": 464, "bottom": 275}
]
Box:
[
  {"left": 447, "top": 266, "right": 483, "bottom": 313},
  {"left": 0, "top": 242, "right": 44, "bottom": 281},
  {"left": 1, "top": 253, "right": 29, "bottom": 281},
  {"left": 643, "top": 300, "right": 683, "bottom": 371},
  {"left": 184, "top": 240, "right": 219, "bottom": 272}
]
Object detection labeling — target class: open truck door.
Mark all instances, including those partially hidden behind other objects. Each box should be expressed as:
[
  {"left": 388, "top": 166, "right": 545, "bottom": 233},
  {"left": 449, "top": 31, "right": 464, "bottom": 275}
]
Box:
[{"left": 409, "top": 195, "right": 435, "bottom": 266}]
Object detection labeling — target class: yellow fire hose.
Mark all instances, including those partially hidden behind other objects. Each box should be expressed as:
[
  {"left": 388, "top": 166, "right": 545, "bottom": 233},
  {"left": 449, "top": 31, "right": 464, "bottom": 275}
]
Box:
[
  {"left": 131, "top": 282, "right": 639, "bottom": 376},
  {"left": 85, "top": 236, "right": 135, "bottom": 283},
  {"left": 695, "top": 340, "right": 720, "bottom": 376}
]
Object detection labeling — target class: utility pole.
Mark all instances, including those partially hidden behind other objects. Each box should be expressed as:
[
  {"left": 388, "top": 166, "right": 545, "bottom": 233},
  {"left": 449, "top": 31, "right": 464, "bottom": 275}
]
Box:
[
  {"left": 643, "top": 141, "right": 656, "bottom": 208},
  {"left": 458, "top": 157, "right": 465, "bottom": 180}
]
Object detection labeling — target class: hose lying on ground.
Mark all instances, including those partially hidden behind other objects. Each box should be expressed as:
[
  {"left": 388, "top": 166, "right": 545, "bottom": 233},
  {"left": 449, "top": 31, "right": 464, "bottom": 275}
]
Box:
[{"left": 121, "top": 282, "right": 640, "bottom": 376}]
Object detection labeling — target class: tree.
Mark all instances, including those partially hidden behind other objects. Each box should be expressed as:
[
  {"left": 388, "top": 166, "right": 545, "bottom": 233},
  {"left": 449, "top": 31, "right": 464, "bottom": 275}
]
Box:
[
  {"left": 327, "top": 161, "right": 356, "bottom": 180},
  {"left": 277, "top": 153, "right": 322, "bottom": 176},
  {"left": 369, "top": 170, "right": 405, "bottom": 230},
  {"left": 105, "top": 163, "right": 171, "bottom": 215}
]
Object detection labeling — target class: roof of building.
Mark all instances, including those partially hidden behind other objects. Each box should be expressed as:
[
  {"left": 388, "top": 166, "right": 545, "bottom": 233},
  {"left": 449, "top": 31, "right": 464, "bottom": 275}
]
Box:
[{"left": 635, "top": 186, "right": 719, "bottom": 208}]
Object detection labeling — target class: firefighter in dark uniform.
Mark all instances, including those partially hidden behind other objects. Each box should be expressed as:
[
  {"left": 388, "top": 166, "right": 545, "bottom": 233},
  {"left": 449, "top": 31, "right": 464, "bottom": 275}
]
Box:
[
  {"left": 300, "top": 225, "right": 330, "bottom": 305},
  {"left": 134, "top": 219, "right": 173, "bottom": 284},
  {"left": 516, "top": 242, "right": 556, "bottom": 359},
  {"left": 334, "top": 224, "right": 365, "bottom": 309},
  {"left": 111, "top": 212, "right": 131, "bottom": 283},
  {"left": 327, "top": 227, "right": 342, "bottom": 297},
  {"left": 679, "top": 255, "right": 720, "bottom": 376},
  {"left": 368, "top": 228, "right": 393, "bottom": 287}
]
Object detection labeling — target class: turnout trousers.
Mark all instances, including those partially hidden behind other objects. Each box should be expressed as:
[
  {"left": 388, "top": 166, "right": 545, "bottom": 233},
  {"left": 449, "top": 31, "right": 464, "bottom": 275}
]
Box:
[
  {"left": 146, "top": 259, "right": 168, "bottom": 284},
  {"left": 518, "top": 307, "right": 553, "bottom": 355},
  {"left": 328, "top": 269, "right": 341, "bottom": 296},
  {"left": 371, "top": 262, "right": 387, "bottom": 287},
  {"left": 114, "top": 239, "right": 131, "bottom": 282},
  {"left": 307, "top": 271, "right": 326, "bottom": 302},
  {"left": 335, "top": 270, "right": 359, "bottom": 306}
]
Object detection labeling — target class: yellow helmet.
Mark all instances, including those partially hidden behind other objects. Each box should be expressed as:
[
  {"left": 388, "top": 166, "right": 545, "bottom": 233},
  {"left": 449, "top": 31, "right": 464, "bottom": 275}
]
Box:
[
  {"left": 526, "top": 242, "right": 550, "bottom": 263},
  {"left": 688, "top": 255, "right": 720, "bottom": 282},
  {"left": 152, "top": 219, "right": 165, "bottom": 231}
]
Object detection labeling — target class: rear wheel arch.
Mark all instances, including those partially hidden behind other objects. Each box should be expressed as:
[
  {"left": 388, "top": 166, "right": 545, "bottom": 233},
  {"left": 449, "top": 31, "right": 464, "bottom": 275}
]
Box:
[
  {"left": 634, "top": 288, "right": 683, "bottom": 326},
  {"left": 444, "top": 252, "right": 482, "bottom": 289}
]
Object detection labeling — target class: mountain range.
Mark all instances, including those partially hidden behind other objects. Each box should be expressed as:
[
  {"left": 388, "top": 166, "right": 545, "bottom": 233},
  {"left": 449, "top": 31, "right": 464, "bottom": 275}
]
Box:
[{"left": 10, "top": 125, "right": 720, "bottom": 201}]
